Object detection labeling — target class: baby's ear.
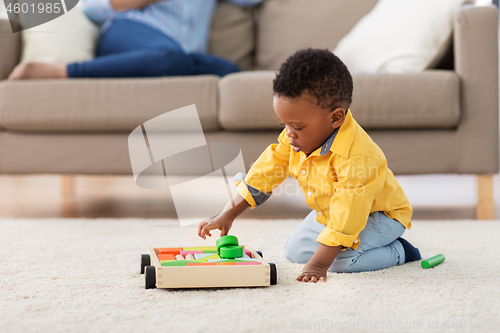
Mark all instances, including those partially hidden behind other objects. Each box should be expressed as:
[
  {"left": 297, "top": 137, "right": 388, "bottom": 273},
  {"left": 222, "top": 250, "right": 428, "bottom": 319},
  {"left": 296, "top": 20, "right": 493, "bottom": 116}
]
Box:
[{"left": 330, "top": 108, "right": 346, "bottom": 128}]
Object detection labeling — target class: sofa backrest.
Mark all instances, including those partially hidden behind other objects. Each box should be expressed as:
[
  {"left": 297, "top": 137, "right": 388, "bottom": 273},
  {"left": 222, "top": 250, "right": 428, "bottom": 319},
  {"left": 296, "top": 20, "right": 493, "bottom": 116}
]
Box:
[
  {"left": 209, "top": 0, "right": 379, "bottom": 72},
  {"left": 208, "top": 1, "right": 257, "bottom": 71},
  {"left": 209, "top": 0, "right": 476, "bottom": 72},
  {"left": 255, "top": 0, "right": 379, "bottom": 70}
]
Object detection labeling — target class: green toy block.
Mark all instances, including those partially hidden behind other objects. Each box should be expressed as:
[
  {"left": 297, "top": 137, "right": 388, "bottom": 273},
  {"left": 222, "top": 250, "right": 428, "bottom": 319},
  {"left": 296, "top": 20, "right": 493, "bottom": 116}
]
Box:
[
  {"left": 220, "top": 245, "right": 243, "bottom": 259},
  {"left": 216, "top": 235, "right": 239, "bottom": 253},
  {"left": 161, "top": 260, "right": 199, "bottom": 266},
  {"left": 421, "top": 254, "right": 445, "bottom": 269}
]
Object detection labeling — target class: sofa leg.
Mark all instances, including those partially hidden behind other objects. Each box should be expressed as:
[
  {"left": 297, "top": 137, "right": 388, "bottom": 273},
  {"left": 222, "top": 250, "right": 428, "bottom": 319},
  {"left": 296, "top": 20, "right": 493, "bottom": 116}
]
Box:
[
  {"left": 61, "top": 175, "right": 76, "bottom": 217},
  {"left": 476, "top": 175, "right": 494, "bottom": 220},
  {"left": 61, "top": 175, "right": 74, "bottom": 197}
]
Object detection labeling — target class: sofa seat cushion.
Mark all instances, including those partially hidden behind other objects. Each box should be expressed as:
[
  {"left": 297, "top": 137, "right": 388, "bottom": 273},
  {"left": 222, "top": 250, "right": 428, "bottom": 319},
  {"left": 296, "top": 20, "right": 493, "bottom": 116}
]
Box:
[
  {"left": 0, "top": 76, "right": 219, "bottom": 132},
  {"left": 219, "top": 70, "right": 461, "bottom": 130}
]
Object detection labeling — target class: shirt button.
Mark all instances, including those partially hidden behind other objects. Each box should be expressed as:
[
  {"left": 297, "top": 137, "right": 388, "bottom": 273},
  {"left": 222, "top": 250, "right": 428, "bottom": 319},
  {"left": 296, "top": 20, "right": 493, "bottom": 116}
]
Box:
[
  {"left": 353, "top": 239, "right": 359, "bottom": 244},
  {"left": 307, "top": 191, "right": 313, "bottom": 197},
  {"left": 301, "top": 170, "right": 306, "bottom": 175},
  {"left": 317, "top": 211, "right": 323, "bottom": 216}
]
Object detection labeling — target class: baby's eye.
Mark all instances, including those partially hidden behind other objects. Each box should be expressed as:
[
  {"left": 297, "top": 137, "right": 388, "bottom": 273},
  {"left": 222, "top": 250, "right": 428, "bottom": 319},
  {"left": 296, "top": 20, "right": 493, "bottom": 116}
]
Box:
[{"left": 280, "top": 122, "right": 302, "bottom": 131}]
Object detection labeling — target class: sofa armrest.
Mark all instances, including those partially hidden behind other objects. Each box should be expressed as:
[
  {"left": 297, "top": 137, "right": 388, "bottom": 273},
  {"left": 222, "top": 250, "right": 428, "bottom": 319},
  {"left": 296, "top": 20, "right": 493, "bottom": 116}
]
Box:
[
  {"left": 454, "top": 4, "right": 499, "bottom": 174},
  {"left": 0, "top": 19, "right": 21, "bottom": 80}
]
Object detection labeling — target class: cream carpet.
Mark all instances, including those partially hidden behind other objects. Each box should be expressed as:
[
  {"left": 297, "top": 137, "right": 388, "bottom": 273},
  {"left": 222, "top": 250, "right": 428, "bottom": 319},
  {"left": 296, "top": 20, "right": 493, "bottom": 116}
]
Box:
[{"left": 1, "top": 218, "right": 499, "bottom": 333}]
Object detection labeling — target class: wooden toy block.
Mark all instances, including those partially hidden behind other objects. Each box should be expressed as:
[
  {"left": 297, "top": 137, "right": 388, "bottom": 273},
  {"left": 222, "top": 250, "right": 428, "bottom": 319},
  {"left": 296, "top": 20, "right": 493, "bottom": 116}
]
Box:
[
  {"left": 175, "top": 254, "right": 184, "bottom": 260},
  {"left": 158, "top": 248, "right": 183, "bottom": 255},
  {"left": 194, "top": 253, "right": 212, "bottom": 260},
  {"left": 160, "top": 260, "right": 175, "bottom": 264},
  {"left": 184, "top": 254, "right": 195, "bottom": 260},
  {"left": 244, "top": 249, "right": 251, "bottom": 257},
  {"left": 216, "top": 235, "right": 239, "bottom": 253},
  {"left": 158, "top": 254, "right": 176, "bottom": 261},
  {"left": 180, "top": 250, "right": 204, "bottom": 256},
  {"left": 194, "top": 253, "right": 220, "bottom": 260},
  {"left": 207, "top": 259, "right": 260, "bottom": 263},
  {"left": 161, "top": 260, "right": 199, "bottom": 266},
  {"left": 194, "top": 253, "right": 221, "bottom": 262},
  {"left": 144, "top": 245, "right": 276, "bottom": 288},
  {"left": 219, "top": 245, "right": 244, "bottom": 259},
  {"left": 186, "top": 262, "right": 237, "bottom": 266},
  {"left": 182, "top": 247, "right": 218, "bottom": 252}
]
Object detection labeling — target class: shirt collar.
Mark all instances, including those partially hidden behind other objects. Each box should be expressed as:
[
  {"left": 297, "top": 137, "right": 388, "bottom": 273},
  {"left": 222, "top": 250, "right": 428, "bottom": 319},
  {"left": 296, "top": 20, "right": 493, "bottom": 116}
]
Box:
[
  {"left": 312, "top": 109, "right": 355, "bottom": 158},
  {"left": 320, "top": 127, "right": 339, "bottom": 156},
  {"left": 329, "top": 108, "right": 356, "bottom": 159}
]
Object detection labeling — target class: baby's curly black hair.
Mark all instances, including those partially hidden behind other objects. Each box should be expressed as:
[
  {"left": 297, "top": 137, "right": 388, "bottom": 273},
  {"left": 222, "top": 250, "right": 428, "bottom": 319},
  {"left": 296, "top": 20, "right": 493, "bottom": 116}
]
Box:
[{"left": 273, "top": 48, "right": 353, "bottom": 110}]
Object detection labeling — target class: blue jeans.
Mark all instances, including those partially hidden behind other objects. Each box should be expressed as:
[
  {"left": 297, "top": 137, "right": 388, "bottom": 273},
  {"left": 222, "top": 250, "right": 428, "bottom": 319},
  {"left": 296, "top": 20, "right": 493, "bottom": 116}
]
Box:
[
  {"left": 284, "top": 211, "right": 406, "bottom": 273},
  {"left": 67, "top": 19, "right": 240, "bottom": 78}
]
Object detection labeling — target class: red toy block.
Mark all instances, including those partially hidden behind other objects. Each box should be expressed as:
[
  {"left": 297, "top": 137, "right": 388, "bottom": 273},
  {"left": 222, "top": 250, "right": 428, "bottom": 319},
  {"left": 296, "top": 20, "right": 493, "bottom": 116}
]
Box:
[
  {"left": 158, "top": 254, "right": 175, "bottom": 261},
  {"left": 244, "top": 249, "right": 252, "bottom": 257},
  {"left": 158, "top": 248, "right": 183, "bottom": 255}
]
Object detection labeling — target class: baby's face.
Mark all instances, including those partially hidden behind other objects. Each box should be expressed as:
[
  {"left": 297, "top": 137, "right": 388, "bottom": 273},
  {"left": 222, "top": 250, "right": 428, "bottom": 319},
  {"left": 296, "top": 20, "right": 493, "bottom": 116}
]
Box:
[{"left": 273, "top": 93, "right": 345, "bottom": 156}]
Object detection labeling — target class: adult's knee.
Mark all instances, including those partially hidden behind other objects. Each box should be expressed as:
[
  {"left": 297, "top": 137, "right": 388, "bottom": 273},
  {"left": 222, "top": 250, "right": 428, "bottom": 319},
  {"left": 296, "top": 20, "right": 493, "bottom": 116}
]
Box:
[
  {"left": 216, "top": 61, "right": 240, "bottom": 77},
  {"left": 154, "top": 49, "right": 194, "bottom": 76}
]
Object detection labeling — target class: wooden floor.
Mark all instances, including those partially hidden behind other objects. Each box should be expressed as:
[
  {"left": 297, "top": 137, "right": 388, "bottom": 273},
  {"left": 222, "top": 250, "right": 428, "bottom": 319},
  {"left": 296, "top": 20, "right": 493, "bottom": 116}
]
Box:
[{"left": 0, "top": 174, "right": 496, "bottom": 219}]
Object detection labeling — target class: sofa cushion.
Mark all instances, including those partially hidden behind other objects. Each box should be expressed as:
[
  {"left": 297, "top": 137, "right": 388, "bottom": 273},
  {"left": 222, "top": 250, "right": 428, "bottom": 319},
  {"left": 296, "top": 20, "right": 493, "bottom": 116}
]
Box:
[
  {"left": 218, "top": 71, "right": 461, "bottom": 130},
  {"left": 0, "top": 76, "right": 219, "bottom": 132},
  {"left": 20, "top": 3, "right": 99, "bottom": 65},
  {"left": 209, "top": 1, "right": 256, "bottom": 71},
  {"left": 333, "top": 0, "right": 469, "bottom": 74},
  {"left": 219, "top": 71, "right": 281, "bottom": 130},
  {"left": 256, "top": 0, "right": 378, "bottom": 71}
]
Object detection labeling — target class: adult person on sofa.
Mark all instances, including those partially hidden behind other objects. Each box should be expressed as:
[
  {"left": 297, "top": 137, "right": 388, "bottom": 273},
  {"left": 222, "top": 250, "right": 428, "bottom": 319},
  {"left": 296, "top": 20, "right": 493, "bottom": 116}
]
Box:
[{"left": 8, "top": 0, "right": 262, "bottom": 80}]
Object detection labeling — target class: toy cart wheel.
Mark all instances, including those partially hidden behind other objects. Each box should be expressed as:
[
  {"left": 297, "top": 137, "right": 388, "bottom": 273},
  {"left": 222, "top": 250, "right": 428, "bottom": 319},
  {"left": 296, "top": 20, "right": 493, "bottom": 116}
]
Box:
[
  {"left": 141, "top": 254, "right": 151, "bottom": 274},
  {"left": 145, "top": 266, "right": 156, "bottom": 289},
  {"left": 269, "top": 263, "right": 277, "bottom": 285},
  {"left": 256, "top": 251, "right": 263, "bottom": 258}
]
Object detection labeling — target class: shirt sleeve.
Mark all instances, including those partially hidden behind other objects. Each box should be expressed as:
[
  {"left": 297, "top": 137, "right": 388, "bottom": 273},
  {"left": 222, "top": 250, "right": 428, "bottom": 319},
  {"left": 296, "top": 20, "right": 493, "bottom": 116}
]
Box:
[
  {"left": 233, "top": 129, "right": 291, "bottom": 208},
  {"left": 316, "top": 155, "right": 387, "bottom": 249},
  {"left": 233, "top": 172, "right": 271, "bottom": 207},
  {"left": 82, "top": 0, "right": 118, "bottom": 26},
  {"left": 223, "top": 0, "right": 263, "bottom": 7}
]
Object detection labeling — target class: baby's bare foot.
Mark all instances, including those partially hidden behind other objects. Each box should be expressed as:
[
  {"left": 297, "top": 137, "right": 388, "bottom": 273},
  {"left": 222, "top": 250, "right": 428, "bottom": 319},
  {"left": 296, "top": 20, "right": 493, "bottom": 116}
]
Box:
[{"left": 8, "top": 62, "right": 68, "bottom": 80}]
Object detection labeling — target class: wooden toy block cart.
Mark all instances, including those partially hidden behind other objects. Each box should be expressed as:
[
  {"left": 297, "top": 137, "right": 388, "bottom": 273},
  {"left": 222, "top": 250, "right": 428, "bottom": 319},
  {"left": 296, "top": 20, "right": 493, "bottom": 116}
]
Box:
[{"left": 140, "top": 245, "right": 277, "bottom": 289}]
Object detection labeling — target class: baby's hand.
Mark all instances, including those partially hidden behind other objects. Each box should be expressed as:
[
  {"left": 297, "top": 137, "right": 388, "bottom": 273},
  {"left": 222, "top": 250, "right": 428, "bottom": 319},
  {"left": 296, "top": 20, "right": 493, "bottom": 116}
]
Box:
[
  {"left": 296, "top": 261, "right": 328, "bottom": 283},
  {"left": 198, "top": 213, "right": 234, "bottom": 240}
]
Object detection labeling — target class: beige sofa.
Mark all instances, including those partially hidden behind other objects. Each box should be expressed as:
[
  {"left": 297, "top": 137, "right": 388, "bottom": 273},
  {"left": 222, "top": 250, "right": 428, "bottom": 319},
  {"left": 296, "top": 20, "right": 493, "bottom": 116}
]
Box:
[{"left": 0, "top": 1, "right": 498, "bottom": 218}]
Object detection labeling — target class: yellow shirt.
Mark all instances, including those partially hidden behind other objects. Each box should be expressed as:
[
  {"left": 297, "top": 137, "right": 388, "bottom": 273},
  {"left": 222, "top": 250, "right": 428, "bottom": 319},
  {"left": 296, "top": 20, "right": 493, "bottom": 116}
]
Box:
[{"left": 234, "top": 110, "right": 413, "bottom": 250}]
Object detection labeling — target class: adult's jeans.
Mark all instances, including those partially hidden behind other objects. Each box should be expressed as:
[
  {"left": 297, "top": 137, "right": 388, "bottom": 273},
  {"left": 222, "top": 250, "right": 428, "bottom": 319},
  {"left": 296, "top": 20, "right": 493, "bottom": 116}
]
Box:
[{"left": 67, "top": 19, "right": 240, "bottom": 78}]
